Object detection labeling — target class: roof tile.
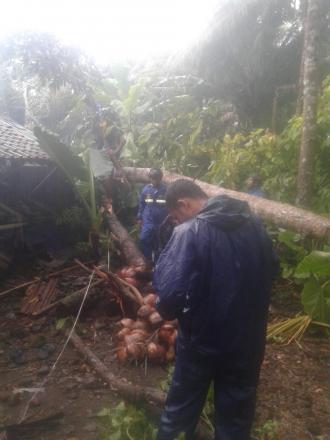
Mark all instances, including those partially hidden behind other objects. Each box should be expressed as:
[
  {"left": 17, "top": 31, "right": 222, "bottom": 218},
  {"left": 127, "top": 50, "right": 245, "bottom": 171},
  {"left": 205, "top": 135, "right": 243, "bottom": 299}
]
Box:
[{"left": 0, "top": 118, "right": 49, "bottom": 160}]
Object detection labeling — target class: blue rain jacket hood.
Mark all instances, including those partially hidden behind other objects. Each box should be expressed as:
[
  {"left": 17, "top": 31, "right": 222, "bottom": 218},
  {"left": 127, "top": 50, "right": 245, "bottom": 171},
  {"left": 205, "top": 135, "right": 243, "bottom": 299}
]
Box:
[{"left": 154, "top": 195, "right": 277, "bottom": 357}]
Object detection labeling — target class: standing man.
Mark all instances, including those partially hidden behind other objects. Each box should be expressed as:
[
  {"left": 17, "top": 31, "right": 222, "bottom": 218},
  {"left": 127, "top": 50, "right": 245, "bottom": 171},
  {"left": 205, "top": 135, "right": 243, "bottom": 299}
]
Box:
[
  {"left": 154, "top": 179, "right": 277, "bottom": 440},
  {"left": 245, "top": 174, "right": 266, "bottom": 198},
  {"left": 137, "top": 168, "right": 167, "bottom": 261}
]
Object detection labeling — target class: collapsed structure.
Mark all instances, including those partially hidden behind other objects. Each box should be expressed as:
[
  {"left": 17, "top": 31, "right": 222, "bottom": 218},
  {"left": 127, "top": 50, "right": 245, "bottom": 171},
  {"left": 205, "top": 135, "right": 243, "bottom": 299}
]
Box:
[{"left": 0, "top": 117, "right": 74, "bottom": 273}]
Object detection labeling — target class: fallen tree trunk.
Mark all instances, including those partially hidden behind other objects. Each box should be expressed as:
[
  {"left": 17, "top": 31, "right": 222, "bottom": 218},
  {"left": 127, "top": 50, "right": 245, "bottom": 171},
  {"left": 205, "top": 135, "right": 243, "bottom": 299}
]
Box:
[
  {"left": 121, "top": 167, "right": 330, "bottom": 243},
  {"left": 70, "top": 330, "right": 165, "bottom": 404},
  {"left": 69, "top": 330, "right": 213, "bottom": 440},
  {"left": 103, "top": 201, "right": 147, "bottom": 268}
]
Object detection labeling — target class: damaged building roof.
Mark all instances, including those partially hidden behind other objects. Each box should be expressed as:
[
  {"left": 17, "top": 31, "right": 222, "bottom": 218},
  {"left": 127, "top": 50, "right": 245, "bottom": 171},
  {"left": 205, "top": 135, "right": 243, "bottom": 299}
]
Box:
[{"left": 0, "top": 117, "right": 49, "bottom": 161}]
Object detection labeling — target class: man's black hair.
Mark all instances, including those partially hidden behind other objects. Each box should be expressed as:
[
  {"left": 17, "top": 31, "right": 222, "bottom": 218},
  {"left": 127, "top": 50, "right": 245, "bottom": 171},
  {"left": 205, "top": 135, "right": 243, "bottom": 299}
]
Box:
[
  {"left": 166, "top": 179, "right": 207, "bottom": 209},
  {"left": 250, "top": 174, "right": 262, "bottom": 186},
  {"left": 148, "top": 168, "right": 163, "bottom": 180}
]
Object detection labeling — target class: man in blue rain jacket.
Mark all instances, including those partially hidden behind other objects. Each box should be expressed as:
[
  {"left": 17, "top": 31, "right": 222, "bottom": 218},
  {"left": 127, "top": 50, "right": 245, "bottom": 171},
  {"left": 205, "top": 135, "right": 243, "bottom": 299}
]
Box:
[
  {"left": 138, "top": 168, "right": 168, "bottom": 261},
  {"left": 153, "top": 179, "right": 278, "bottom": 440}
]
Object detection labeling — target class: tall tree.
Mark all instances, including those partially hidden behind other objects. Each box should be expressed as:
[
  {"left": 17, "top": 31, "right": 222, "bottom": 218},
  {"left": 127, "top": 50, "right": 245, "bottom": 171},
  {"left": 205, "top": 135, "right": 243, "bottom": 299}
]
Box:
[
  {"left": 296, "top": 0, "right": 321, "bottom": 207},
  {"left": 186, "top": 0, "right": 302, "bottom": 128}
]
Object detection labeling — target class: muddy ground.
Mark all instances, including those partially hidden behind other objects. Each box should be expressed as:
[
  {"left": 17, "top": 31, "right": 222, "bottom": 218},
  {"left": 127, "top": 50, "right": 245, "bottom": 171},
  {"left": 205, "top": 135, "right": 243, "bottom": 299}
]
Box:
[{"left": 0, "top": 268, "right": 329, "bottom": 440}]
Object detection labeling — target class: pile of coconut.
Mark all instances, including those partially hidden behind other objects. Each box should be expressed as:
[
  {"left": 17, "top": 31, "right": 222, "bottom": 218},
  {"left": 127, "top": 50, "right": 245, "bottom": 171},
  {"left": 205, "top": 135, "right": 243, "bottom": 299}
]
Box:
[{"left": 115, "top": 293, "right": 177, "bottom": 364}]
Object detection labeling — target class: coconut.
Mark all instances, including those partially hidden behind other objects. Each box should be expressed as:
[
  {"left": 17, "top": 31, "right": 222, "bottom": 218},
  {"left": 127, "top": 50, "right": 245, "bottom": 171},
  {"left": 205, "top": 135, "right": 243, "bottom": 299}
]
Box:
[
  {"left": 116, "top": 327, "right": 131, "bottom": 340},
  {"left": 158, "top": 326, "right": 174, "bottom": 347},
  {"left": 116, "top": 345, "right": 128, "bottom": 363},
  {"left": 131, "top": 329, "right": 149, "bottom": 339},
  {"left": 143, "top": 293, "right": 157, "bottom": 307},
  {"left": 124, "top": 330, "right": 148, "bottom": 346},
  {"left": 120, "top": 318, "right": 135, "bottom": 329},
  {"left": 147, "top": 342, "right": 166, "bottom": 364},
  {"left": 164, "top": 320, "right": 178, "bottom": 328},
  {"left": 137, "top": 305, "right": 153, "bottom": 319},
  {"left": 169, "top": 329, "right": 178, "bottom": 346},
  {"left": 123, "top": 277, "right": 140, "bottom": 288},
  {"left": 118, "top": 266, "right": 136, "bottom": 279},
  {"left": 161, "top": 323, "right": 175, "bottom": 331},
  {"left": 132, "top": 320, "right": 149, "bottom": 331},
  {"left": 166, "top": 345, "right": 175, "bottom": 363},
  {"left": 126, "top": 342, "right": 146, "bottom": 360},
  {"left": 149, "top": 311, "right": 163, "bottom": 326}
]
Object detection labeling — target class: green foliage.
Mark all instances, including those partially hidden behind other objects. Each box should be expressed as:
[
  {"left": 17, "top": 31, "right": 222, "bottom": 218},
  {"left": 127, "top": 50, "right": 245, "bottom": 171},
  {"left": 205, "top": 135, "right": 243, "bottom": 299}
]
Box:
[
  {"left": 112, "top": 74, "right": 234, "bottom": 177},
  {"left": 35, "top": 128, "right": 101, "bottom": 230},
  {"left": 295, "top": 251, "right": 330, "bottom": 278},
  {"left": 254, "top": 419, "right": 280, "bottom": 440},
  {"left": 276, "top": 230, "right": 307, "bottom": 279},
  {"left": 295, "top": 251, "right": 330, "bottom": 323},
  {"left": 0, "top": 32, "right": 100, "bottom": 91},
  {"left": 208, "top": 75, "right": 330, "bottom": 213},
  {"left": 97, "top": 402, "right": 186, "bottom": 440},
  {"left": 55, "top": 317, "right": 69, "bottom": 330},
  {"left": 98, "top": 402, "right": 156, "bottom": 440}
]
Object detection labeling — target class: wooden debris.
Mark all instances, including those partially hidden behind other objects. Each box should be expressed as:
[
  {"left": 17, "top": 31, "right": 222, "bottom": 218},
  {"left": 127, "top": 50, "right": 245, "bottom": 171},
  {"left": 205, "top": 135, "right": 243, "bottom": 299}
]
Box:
[
  {"left": 75, "top": 259, "right": 144, "bottom": 306},
  {"left": 33, "top": 279, "right": 104, "bottom": 316},
  {"left": 21, "top": 278, "right": 59, "bottom": 315},
  {"left": 0, "top": 262, "right": 93, "bottom": 300}
]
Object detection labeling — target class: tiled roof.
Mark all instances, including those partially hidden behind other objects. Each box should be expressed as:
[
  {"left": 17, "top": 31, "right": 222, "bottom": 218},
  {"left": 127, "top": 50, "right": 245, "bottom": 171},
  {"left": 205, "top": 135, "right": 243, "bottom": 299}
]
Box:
[{"left": 0, "top": 118, "right": 49, "bottom": 161}]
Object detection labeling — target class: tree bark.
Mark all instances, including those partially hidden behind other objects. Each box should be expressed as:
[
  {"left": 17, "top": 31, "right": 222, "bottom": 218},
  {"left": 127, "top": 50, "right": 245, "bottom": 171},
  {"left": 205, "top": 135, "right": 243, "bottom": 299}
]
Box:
[
  {"left": 296, "top": 0, "right": 308, "bottom": 115},
  {"left": 121, "top": 167, "right": 330, "bottom": 243},
  {"left": 296, "top": 0, "right": 321, "bottom": 207},
  {"left": 103, "top": 202, "right": 147, "bottom": 269}
]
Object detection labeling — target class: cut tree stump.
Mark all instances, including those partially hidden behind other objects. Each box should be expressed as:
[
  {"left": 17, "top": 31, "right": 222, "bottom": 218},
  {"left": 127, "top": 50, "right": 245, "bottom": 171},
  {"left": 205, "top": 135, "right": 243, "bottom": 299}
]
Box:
[{"left": 121, "top": 167, "right": 330, "bottom": 243}]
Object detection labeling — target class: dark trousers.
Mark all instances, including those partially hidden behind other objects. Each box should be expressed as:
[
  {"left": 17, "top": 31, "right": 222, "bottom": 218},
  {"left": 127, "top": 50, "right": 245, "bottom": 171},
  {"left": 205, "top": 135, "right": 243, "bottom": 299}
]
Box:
[
  {"left": 140, "top": 227, "right": 155, "bottom": 261},
  {"left": 157, "top": 342, "right": 262, "bottom": 440}
]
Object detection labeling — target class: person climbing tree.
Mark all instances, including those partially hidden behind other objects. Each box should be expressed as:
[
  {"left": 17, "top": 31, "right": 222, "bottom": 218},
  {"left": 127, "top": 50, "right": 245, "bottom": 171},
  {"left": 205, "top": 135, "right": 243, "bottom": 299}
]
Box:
[
  {"left": 137, "top": 168, "right": 168, "bottom": 261},
  {"left": 153, "top": 179, "right": 278, "bottom": 440}
]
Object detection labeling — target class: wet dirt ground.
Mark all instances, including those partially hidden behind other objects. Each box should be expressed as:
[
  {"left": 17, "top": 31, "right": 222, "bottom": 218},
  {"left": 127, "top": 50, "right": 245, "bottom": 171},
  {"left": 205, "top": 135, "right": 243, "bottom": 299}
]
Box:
[{"left": 0, "top": 273, "right": 329, "bottom": 440}]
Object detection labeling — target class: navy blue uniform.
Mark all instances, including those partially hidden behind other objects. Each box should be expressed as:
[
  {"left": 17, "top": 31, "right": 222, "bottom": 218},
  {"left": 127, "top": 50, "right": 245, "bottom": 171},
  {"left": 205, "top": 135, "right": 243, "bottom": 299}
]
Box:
[
  {"left": 138, "top": 183, "right": 167, "bottom": 260},
  {"left": 247, "top": 187, "right": 266, "bottom": 198},
  {"left": 154, "top": 195, "right": 277, "bottom": 440}
]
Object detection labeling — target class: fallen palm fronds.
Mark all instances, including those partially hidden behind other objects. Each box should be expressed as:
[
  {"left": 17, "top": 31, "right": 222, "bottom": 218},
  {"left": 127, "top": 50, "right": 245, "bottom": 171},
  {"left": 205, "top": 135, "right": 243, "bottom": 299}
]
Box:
[{"left": 267, "top": 314, "right": 330, "bottom": 344}]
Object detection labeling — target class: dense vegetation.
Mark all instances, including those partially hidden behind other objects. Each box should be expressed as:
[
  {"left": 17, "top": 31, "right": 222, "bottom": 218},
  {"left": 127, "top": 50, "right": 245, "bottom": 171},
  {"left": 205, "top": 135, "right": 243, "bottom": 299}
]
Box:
[{"left": 0, "top": 0, "right": 329, "bottom": 438}]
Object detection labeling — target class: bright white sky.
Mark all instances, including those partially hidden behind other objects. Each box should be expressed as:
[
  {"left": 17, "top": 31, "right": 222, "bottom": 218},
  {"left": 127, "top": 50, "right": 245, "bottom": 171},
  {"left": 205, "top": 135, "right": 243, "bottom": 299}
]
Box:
[{"left": 0, "top": 0, "right": 217, "bottom": 64}]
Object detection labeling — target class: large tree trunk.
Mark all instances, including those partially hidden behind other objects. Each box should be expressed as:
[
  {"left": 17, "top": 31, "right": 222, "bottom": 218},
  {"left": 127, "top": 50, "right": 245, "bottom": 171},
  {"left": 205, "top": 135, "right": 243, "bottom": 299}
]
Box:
[
  {"left": 296, "top": 0, "right": 321, "bottom": 207},
  {"left": 120, "top": 167, "right": 330, "bottom": 243},
  {"left": 103, "top": 202, "right": 147, "bottom": 269}
]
